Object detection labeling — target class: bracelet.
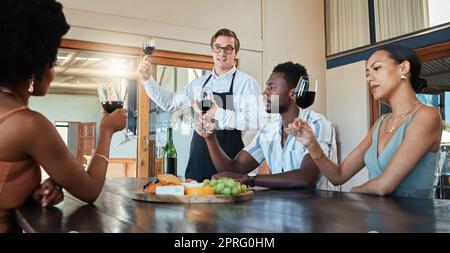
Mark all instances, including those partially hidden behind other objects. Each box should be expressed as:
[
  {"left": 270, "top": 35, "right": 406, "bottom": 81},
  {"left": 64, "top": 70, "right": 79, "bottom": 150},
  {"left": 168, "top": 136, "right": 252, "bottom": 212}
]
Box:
[
  {"left": 94, "top": 153, "right": 109, "bottom": 163},
  {"left": 312, "top": 151, "right": 325, "bottom": 161}
]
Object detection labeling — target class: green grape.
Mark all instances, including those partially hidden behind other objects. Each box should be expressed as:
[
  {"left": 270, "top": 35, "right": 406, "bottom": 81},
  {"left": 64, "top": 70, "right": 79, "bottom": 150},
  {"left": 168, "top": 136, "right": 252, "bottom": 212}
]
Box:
[
  {"left": 216, "top": 183, "right": 225, "bottom": 194},
  {"left": 223, "top": 187, "right": 232, "bottom": 195},
  {"left": 240, "top": 184, "right": 247, "bottom": 193},
  {"left": 203, "top": 179, "right": 210, "bottom": 186},
  {"left": 209, "top": 179, "right": 218, "bottom": 186},
  {"left": 232, "top": 186, "right": 240, "bottom": 195},
  {"left": 226, "top": 179, "right": 237, "bottom": 188}
]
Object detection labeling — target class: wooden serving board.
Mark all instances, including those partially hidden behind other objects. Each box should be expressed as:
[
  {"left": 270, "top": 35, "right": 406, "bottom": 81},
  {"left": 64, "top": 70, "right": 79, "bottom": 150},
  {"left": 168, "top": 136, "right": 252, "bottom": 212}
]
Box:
[{"left": 132, "top": 190, "right": 253, "bottom": 203}]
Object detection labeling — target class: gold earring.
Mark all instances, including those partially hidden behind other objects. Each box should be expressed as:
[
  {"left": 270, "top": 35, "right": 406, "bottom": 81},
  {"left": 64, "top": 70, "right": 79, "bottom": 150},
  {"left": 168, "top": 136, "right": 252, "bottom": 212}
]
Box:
[
  {"left": 401, "top": 75, "right": 406, "bottom": 80},
  {"left": 28, "top": 77, "right": 34, "bottom": 94}
]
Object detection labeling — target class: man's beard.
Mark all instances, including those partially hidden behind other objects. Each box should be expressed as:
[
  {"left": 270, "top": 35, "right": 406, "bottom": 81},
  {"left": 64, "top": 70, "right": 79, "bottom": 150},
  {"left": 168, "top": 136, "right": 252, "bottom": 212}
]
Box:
[
  {"left": 275, "top": 104, "right": 289, "bottom": 114},
  {"left": 266, "top": 97, "right": 289, "bottom": 114}
]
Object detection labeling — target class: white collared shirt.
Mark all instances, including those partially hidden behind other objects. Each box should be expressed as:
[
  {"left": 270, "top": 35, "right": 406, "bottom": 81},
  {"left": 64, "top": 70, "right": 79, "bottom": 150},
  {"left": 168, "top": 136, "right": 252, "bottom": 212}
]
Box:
[
  {"left": 244, "top": 108, "right": 337, "bottom": 174},
  {"left": 142, "top": 66, "right": 263, "bottom": 131}
]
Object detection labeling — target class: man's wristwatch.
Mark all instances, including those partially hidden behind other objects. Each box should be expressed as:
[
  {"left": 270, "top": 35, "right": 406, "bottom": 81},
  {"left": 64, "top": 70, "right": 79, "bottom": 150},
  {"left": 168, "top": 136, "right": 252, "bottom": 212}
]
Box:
[{"left": 247, "top": 175, "right": 256, "bottom": 187}]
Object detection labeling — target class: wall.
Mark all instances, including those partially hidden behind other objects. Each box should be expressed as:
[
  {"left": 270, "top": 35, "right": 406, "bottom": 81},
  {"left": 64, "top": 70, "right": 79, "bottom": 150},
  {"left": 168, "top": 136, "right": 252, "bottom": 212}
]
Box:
[
  {"left": 263, "top": 0, "right": 327, "bottom": 114},
  {"left": 326, "top": 61, "right": 370, "bottom": 191},
  {"left": 428, "top": 0, "right": 450, "bottom": 26},
  {"left": 29, "top": 94, "right": 101, "bottom": 124}
]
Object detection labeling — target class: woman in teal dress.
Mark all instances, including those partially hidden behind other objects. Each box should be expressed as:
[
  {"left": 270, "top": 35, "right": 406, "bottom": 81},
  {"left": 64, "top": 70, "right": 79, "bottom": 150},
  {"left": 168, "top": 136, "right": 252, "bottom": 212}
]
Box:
[{"left": 287, "top": 45, "right": 442, "bottom": 198}]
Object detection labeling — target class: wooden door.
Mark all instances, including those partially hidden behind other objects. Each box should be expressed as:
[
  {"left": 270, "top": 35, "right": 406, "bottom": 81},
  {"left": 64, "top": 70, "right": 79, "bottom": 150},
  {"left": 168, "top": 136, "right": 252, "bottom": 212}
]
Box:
[{"left": 77, "top": 122, "right": 96, "bottom": 165}]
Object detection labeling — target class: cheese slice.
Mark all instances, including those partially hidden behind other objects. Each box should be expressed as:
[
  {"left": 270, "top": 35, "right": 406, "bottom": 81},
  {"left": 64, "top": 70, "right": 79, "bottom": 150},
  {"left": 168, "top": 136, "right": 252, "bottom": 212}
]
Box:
[
  {"left": 185, "top": 186, "right": 215, "bottom": 196},
  {"left": 155, "top": 185, "right": 185, "bottom": 196},
  {"left": 182, "top": 182, "right": 204, "bottom": 188}
]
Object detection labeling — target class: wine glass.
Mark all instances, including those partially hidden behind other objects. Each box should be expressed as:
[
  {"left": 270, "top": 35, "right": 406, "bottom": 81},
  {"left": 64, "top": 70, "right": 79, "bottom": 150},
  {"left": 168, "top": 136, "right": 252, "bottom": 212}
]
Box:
[
  {"left": 294, "top": 76, "right": 317, "bottom": 109},
  {"left": 97, "top": 84, "right": 131, "bottom": 145},
  {"left": 198, "top": 88, "right": 214, "bottom": 133},
  {"left": 142, "top": 37, "right": 156, "bottom": 55}
]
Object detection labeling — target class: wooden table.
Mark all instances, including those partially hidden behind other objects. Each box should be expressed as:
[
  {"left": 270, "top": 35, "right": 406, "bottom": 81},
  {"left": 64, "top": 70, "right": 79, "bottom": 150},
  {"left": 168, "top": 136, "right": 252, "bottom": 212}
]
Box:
[{"left": 15, "top": 178, "right": 450, "bottom": 233}]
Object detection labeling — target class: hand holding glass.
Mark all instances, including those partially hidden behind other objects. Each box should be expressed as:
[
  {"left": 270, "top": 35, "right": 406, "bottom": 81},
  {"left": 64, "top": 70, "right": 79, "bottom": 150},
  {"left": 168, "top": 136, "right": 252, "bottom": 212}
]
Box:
[
  {"left": 198, "top": 88, "right": 214, "bottom": 133},
  {"left": 97, "top": 84, "right": 132, "bottom": 145}
]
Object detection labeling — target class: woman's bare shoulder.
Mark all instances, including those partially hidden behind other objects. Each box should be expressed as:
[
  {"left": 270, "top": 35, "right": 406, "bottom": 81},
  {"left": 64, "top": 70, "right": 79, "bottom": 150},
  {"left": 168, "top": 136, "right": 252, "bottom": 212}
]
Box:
[
  {"left": 7, "top": 108, "right": 55, "bottom": 133},
  {"left": 0, "top": 108, "right": 56, "bottom": 159},
  {"left": 415, "top": 105, "right": 442, "bottom": 123},
  {"left": 410, "top": 104, "right": 442, "bottom": 132}
]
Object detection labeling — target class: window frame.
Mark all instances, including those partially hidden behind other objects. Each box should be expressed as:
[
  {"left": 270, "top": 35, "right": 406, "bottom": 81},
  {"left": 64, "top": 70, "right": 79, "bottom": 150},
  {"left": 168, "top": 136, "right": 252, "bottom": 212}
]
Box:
[{"left": 325, "top": 0, "right": 450, "bottom": 58}]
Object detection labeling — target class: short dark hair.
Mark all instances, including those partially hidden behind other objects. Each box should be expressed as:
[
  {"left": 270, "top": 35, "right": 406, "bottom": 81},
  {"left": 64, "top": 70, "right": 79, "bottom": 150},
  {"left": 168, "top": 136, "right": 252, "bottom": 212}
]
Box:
[
  {"left": 377, "top": 44, "right": 427, "bottom": 93},
  {"left": 0, "top": 0, "right": 70, "bottom": 88},
  {"left": 272, "top": 62, "right": 308, "bottom": 88},
  {"left": 210, "top": 28, "right": 240, "bottom": 54}
]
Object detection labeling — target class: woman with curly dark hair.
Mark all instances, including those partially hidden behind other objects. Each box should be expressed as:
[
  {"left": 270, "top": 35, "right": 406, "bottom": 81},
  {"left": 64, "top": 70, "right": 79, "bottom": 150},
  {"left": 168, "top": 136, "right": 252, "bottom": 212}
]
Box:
[
  {"left": 287, "top": 45, "right": 442, "bottom": 198},
  {"left": 0, "top": 0, "right": 127, "bottom": 232}
]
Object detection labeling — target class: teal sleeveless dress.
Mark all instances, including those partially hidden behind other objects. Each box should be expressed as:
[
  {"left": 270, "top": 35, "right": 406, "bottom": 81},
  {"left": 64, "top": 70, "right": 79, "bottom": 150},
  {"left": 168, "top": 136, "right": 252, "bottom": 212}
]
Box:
[{"left": 364, "top": 107, "right": 438, "bottom": 198}]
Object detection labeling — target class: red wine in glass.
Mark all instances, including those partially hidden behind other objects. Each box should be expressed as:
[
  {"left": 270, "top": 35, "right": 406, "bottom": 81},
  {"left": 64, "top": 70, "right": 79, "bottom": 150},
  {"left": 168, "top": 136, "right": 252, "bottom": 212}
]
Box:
[
  {"left": 295, "top": 91, "right": 316, "bottom": 109},
  {"left": 97, "top": 84, "right": 132, "bottom": 145},
  {"left": 199, "top": 88, "right": 214, "bottom": 133},
  {"left": 294, "top": 76, "right": 317, "bottom": 109},
  {"left": 101, "top": 101, "right": 124, "bottom": 113},
  {"left": 142, "top": 37, "right": 156, "bottom": 55},
  {"left": 198, "top": 99, "right": 212, "bottom": 113},
  {"left": 143, "top": 46, "right": 155, "bottom": 55}
]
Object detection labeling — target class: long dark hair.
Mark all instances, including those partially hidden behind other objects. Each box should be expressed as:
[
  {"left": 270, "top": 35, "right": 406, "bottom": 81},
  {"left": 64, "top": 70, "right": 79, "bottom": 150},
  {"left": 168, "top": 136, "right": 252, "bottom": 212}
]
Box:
[
  {"left": 0, "top": 0, "right": 70, "bottom": 88},
  {"left": 377, "top": 44, "right": 427, "bottom": 93}
]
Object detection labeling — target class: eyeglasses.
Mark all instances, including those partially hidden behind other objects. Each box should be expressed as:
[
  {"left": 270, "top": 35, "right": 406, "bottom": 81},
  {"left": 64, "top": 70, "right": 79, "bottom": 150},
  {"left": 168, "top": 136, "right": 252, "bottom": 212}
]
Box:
[{"left": 212, "top": 45, "right": 235, "bottom": 54}]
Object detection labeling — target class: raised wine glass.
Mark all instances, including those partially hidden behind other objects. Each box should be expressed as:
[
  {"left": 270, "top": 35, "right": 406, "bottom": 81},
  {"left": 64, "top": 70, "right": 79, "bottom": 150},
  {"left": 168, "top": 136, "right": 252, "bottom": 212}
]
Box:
[
  {"left": 97, "top": 84, "right": 131, "bottom": 145},
  {"left": 198, "top": 87, "right": 214, "bottom": 133},
  {"left": 142, "top": 37, "right": 156, "bottom": 55},
  {"left": 294, "top": 76, "right": 317, "bottom": 109}
]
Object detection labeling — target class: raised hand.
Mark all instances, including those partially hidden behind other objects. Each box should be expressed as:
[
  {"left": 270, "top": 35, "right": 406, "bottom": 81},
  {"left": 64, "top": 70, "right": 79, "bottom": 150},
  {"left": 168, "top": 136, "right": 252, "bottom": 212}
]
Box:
[
  {"left": 138, "top": 55, "right": 153, "bottom": 81},
  {"left": 285, "top": 118, "right": 317, "bottom": 148},
  {"left": 100, "top": 108, "right": 127, "bottom": 133}
]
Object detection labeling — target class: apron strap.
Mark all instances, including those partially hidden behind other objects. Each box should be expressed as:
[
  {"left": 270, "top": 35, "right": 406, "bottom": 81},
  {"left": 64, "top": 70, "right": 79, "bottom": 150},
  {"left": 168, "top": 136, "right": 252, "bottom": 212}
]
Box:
[
  {"left": 202, "top": 74, "right": 213, "bottom": 88},
  {"left": 228, "top": 71, "right": 237, "bottom": 93},
  {"left": 201, "top": 70, "right": 237, "bottom": 92}
]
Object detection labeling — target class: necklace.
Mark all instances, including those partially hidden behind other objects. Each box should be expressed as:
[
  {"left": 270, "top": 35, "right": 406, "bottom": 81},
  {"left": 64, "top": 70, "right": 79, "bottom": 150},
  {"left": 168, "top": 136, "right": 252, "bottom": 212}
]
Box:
[{"left": 385, "top": 100, "right": 420, "bottom": 134}]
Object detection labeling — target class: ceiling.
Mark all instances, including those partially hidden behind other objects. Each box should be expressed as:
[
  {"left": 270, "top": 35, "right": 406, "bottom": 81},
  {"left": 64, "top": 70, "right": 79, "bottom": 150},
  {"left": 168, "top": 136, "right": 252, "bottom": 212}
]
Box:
[
  {"left": 51, "top": 49, "right": 139, "bottom": 95},
  {"left": 422, "top": 56, "right": 450, "bottom": 92}
]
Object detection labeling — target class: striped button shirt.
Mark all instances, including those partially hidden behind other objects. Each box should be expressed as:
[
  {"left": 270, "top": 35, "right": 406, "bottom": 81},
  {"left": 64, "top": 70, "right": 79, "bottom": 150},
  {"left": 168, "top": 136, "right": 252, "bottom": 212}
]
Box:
[{"left": 244, "top": 109, "right": 337, "bottom": 175}]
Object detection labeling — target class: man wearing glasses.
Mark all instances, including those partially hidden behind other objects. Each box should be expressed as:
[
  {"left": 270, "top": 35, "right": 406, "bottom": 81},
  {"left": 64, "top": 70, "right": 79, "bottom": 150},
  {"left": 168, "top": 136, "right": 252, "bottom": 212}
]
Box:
[{"left": 138, "top": 28, "right": 262, "bottom": 181}]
